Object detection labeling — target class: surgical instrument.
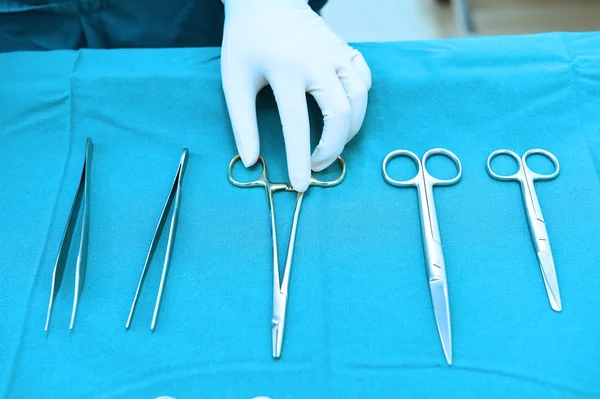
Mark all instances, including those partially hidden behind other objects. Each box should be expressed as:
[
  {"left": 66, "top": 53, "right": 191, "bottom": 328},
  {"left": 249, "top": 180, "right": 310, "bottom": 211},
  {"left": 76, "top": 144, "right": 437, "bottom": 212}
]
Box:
[
  {"left": 46, "top": 137, "right": 92, "bottom": 331},
  {"left": 228, "top": 154, "right": 346, "bottom": 359},
  {"left": 486, "top": 149, "right": 561, "bottom": 311},
  {"left": 126, "top": 148, "right": 189, "bottom": 330},
  {"left": 382, "top": 148, "right": 462, "bottom": 365}
]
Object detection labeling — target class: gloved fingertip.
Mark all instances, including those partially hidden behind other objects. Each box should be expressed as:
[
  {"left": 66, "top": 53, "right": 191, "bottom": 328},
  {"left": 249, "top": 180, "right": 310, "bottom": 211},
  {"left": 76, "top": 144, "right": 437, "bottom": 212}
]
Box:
[
  {"left": 240, "top": 151, "right": 259, "bottom": 168},
  {"left": 292, "top": 179, "right": 310, "bottom": 193},
  {"left": 236, "top": 137, "right": 260, "bottom": 168},
  {"left": 311, "top": 141, "right": 342, "bottom": 173},
  {"left": 289, "top": 165, "right": 311, "bottom": 193},
  {"left": 310, "top": 157, "right": 334, "bottom": 173}
]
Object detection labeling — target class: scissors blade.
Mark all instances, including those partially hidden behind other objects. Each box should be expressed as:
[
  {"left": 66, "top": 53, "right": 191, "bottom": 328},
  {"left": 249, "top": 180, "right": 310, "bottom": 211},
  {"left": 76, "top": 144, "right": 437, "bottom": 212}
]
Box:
[
  {"left": 537, "top": 250, "right": 562, "bottom": 312},
  {"left": 272, "top": 290, "right": 288, "bottom": 359},
  {"left": 429, "top": 279, "right": 452, "bottom": 365}
]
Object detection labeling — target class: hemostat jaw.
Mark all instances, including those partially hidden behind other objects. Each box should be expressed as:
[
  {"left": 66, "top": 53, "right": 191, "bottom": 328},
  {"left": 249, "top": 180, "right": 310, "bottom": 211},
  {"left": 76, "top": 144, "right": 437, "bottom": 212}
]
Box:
[
  {"left": 272, "top": 291, "right": 288, "bottom": 359},
  {"left": 272, "top": 318, "right": 285, "bottom": 359}
]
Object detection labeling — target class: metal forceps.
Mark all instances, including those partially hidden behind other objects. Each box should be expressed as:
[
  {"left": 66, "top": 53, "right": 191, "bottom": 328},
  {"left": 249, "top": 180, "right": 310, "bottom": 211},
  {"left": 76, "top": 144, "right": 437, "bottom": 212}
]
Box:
[
  {"left": 228, "top": 154, "right": 346, "bottom": 359},
  {"left": 487, "top": 149, "right": 561, "bottom": 311},
  {"left": 382, "top": 148, "right": 462, "bottom": 365},
  {"left": 126, "top": 148, "right": 189, "bottom": 330},
  {"left": 46, "top": 138, "right": 92, "bottom": 331}
]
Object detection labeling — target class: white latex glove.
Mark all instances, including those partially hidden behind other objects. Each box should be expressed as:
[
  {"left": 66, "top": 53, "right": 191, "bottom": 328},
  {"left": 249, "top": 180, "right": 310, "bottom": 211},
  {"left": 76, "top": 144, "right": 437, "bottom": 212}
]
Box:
[{"left": 221, "top": 0, "right": 372, "bottom": 192}]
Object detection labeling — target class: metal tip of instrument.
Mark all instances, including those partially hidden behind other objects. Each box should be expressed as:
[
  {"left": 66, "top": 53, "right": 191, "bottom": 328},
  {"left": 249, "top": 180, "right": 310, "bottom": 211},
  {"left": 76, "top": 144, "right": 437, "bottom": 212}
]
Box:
[
  {"left": 69, "top": 298, "right": 78, "bottom": 330},
  {"left": 443, "top": 341, "right": 453, "bottom": 366},
  {"left": 70, "top": 268, "right": 84, "bottom": 330},
  {"left": 537, "top": 251, "right": 562, "bottom": 312},
  {"left": 429, "top": 279, "right": 453, "bottom": 366},
  {"left": 180, "top": 148, "right": 189, "bottom": 163},
  {"left": 272, "top": 290, "right": 289, "bottom": 359},
  {"left": 272, "top": 320, "right": 284, "bottom": 359},
  {"left": 46, "top": 278, "right": 58, "bottom": 331},
  {"left": 150, "top": 293, "right": 162, "bottom": 332},
  {"left": 125, "top": 288, "right": 140, "bottom": 330},
  {"left": 125, "top": 318, "right": 132, "bottom": 330},
  {"left": 549, "top": 296, "right": 562, "bottom": 312},
  {"left": 45, "top": 306, "right": 52, "bottom": 332}
]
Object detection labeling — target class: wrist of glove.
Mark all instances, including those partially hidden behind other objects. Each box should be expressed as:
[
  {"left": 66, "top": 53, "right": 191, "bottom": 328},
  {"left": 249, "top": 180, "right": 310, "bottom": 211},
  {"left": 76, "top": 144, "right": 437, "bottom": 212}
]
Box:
[{"left": 221, "top": 0, "right": 372, "bottom": 192}]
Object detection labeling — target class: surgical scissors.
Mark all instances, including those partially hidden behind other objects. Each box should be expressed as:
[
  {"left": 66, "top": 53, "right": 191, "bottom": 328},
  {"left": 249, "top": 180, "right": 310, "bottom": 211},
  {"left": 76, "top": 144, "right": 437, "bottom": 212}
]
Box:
[
  {"left": 228, "top": 155, "right": 346, "bottom": 359},
  {"left": 126, "top": 148, "right": 189, "bottom": 330},
  {"left": 382, "top": 148, "right": 462, "bottom": 365},
  {"left": 46, "top": 137, "right": 92, "bottom": 331},
  {"left": 487, "top": 149, "right": 561, "bottom": 311}
]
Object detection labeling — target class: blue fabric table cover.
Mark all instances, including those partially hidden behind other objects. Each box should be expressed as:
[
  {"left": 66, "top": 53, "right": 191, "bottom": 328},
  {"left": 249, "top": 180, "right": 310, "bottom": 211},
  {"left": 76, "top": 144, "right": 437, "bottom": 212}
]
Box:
[{"left": 1, "top": 32, "right": 599, "bottom": 398}]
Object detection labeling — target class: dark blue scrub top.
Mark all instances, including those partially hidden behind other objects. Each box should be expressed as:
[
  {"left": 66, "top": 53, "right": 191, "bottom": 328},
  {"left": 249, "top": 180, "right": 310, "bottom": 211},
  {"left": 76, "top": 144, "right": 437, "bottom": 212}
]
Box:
[{"left": 0, "top": 0, "right": 328, "bottom": 52}]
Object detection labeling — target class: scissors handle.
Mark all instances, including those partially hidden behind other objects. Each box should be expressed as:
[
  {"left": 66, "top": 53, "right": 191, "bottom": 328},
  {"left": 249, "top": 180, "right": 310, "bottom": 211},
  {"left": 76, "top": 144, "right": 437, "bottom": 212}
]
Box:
[
  {"left": 422, "top": 148, "right": 462, "bottom": 186},
  {"left": 309, "top": 157, "right": 346, "bottom": 188},
  {"left": 382, "top": 150, "right": 422, "bottom": 187},
  {"left": 383, "top": 148, "right": 462, "bottom": 187},
  {"left": 523, "top": 149, "right": 560, "bottom": 181},
  {"left": 487, "top": 149, "right": 559, "bottom": 181},
  {"left": 486, "top": 149, "right": 522, "bottom": 181},
  {"left": 228, "top": 154, "right": 269, "bottom": 188}
]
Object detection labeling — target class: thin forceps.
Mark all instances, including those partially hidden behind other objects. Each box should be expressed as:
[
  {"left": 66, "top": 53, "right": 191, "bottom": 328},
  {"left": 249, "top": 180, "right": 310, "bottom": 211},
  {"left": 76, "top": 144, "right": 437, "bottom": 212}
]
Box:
[
  {"left": 126, "top": 149, "right": 189, "bottom": 330},
  {"left": 382, "top": 148, "right": 462, "bottom": 365},
  {"left": 487, "top": 149, "right": 561, "bottom": 311},
  {"left": 228, "top": 155, "right": 346, "bottom": 359},
  {"left": 46, "top": 138, "right": 92, "bottom": 331}
]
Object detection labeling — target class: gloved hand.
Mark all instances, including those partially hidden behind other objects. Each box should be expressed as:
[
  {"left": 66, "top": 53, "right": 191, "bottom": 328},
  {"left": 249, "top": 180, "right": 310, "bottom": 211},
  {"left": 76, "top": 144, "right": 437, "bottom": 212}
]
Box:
[{"left": 221, "top": 0, "right": 372, "bottom": 192}]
